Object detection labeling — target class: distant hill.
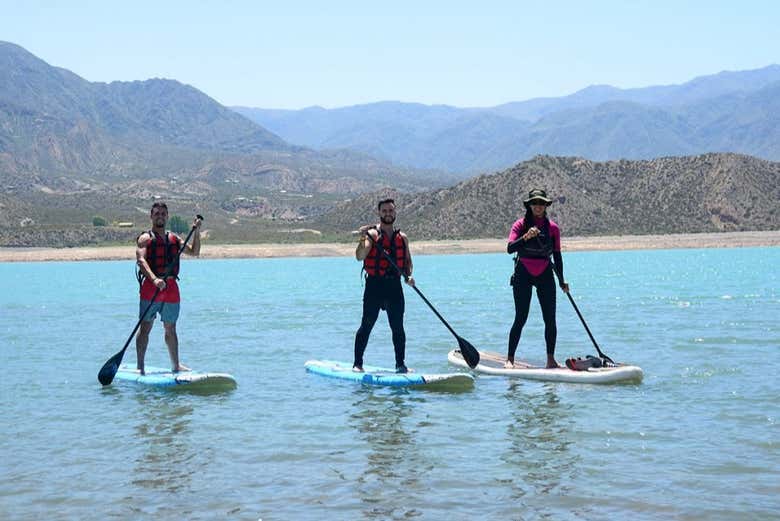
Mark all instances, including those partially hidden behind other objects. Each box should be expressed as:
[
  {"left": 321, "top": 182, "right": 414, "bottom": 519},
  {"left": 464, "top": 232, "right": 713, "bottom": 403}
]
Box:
[
  {"left": 314, "top": 153, "right": 780, "bottom": 239},
  {"left": 233, "top": 102, "right": 533, "bottom": 173},
  {"left": 234, "top": 65, "right": 780, "bottom": 174},
  {"left": 491, "top": 65, "right": 780, "bottom": 120}
]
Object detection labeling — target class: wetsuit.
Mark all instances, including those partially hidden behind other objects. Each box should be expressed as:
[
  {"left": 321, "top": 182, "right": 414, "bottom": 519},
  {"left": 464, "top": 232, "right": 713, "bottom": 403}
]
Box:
[{"left": 506, "top": 216, "right": 565, "bottom": 359}]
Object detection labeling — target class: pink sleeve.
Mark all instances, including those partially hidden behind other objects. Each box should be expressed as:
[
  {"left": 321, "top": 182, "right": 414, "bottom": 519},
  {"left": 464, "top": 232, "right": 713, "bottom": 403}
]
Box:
[{"left": 508, "top": 219, "right": 524, "bottom": 242}]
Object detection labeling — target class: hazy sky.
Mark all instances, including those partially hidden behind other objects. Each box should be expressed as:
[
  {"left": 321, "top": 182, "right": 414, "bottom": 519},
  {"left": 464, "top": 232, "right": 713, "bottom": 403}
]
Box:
[{"left": 3, "top": 0, "right": 778, "bottom": 109}]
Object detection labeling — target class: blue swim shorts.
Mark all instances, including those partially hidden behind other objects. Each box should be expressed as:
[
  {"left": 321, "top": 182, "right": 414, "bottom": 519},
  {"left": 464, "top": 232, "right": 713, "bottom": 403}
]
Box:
[{"left": 139, "top": 300, "right": 180, "bottom": 323}]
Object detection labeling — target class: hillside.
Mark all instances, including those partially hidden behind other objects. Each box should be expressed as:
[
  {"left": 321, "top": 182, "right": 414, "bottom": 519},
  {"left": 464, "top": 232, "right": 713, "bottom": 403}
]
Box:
[{"left": 314, "top": 153, "right": 780, "bottom": 239}]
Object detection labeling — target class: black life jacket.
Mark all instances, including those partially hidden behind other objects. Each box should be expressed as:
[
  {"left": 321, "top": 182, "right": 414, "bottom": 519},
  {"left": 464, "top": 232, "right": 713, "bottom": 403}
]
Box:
[
  {"left": 515, "top": 218, "right": 553, "bottom": 260},
  {"left": 363, "top": 228, "right": 408, "bottom": 278}
]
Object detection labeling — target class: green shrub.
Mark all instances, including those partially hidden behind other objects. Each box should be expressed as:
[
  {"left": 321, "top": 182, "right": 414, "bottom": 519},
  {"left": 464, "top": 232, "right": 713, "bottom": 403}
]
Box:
[
  {"left": 92, "top": 216, "right": 107, "bottom": 227},
  {"left": 168, "top": 215, "right": 188, "bottom": 234}
]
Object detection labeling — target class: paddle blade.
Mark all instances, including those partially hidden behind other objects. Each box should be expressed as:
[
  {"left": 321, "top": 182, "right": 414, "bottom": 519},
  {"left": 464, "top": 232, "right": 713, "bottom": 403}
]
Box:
[
  {"left": 457, "top": 336, "right": 480, "bottom": 368},
  {"left": 97, "top": 350, "right": 124, "bottom": 386}
]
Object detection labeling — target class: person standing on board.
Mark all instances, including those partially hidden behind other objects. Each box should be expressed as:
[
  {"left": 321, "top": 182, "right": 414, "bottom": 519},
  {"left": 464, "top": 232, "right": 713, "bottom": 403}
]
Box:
[
  {"left": 505, "top": 189, "right": 569, "bottom": 369},
  {"left": 135, "top": 202, "right": 202, "bottom": 375},
  {"left": 353, "top": 198, "right": 415, "bottom": 373}
]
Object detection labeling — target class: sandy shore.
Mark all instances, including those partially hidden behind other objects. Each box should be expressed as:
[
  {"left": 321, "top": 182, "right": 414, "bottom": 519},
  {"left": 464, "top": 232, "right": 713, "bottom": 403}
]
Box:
[{"left": 0, "top": 230, "right": 777, "bottom": 263}]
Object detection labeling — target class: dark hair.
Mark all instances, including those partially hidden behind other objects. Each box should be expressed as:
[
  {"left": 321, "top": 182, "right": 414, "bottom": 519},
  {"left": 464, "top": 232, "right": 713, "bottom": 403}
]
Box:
[
  {"left": 378, "top": 198, "right": 395, "bottom": 210},
  {"left": 150, "top": 201, "right": 168, "bottom": 213},
  {"left": 520, "top": 206, "right": 547, "bottom": 235}
]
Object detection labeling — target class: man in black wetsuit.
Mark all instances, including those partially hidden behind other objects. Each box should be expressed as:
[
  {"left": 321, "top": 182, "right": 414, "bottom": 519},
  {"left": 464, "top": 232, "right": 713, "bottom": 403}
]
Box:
[{"left": 353, "top": 198, "right": 415, "bottom": 373}]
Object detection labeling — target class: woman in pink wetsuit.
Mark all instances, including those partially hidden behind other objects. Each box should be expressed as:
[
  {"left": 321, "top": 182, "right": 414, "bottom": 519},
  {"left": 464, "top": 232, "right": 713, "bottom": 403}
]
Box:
[{"left": 506, "top": 189, "right": 570, "bottom": 369}]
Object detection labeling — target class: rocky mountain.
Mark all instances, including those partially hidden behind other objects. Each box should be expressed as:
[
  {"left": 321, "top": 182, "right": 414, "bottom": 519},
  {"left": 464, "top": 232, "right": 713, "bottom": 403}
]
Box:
[
  {"left": 235, "top": 65, "right": 780, "bottom": 174},
  {"left": 0, "top": 40, "right": 290, "bottom": 174},
  {"left": 314, "top": 153, "right": 780, "bottom": 239}
]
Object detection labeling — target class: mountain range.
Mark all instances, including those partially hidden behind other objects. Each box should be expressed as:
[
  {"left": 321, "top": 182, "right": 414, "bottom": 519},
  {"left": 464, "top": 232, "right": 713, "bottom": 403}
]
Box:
[
  {"left": 0, "top": 40, "right": 778, "bottom": 247},
  {"left": 234, "top": 65, "right": 780, "bottom": 174}
]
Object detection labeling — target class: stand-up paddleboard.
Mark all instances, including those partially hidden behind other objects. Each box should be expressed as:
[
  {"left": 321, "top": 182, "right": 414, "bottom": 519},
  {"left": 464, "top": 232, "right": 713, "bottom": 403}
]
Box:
[
  {"left": 114, "top": 365, "right": 237, "bottom": 390},
  {"left": 448, "top": 350, "right": 643, "bottom": 384},
  {"left": 305, "top": 360, "right": 474, "bottom": 388}
]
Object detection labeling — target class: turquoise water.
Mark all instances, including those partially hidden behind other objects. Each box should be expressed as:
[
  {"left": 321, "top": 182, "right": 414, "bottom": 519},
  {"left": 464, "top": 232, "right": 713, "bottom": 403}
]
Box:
[{"left": 1, "top": 247, "right": 778, "bottom": 520}]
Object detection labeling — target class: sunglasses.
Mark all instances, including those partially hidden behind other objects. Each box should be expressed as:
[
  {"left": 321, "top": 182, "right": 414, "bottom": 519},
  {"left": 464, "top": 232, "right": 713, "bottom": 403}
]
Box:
[{"left": 528, "top": 200, "right": 548, "bottom": 206}]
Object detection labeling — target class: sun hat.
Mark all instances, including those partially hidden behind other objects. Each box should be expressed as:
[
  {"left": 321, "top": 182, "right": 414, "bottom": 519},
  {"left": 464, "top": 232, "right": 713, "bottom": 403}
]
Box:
[{"left": 523, "top": 188, "right": 552, "bottom": 207}]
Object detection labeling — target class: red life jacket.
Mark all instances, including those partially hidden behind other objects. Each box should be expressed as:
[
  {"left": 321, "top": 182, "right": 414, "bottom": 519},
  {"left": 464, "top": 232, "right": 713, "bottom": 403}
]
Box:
[
  {"left": 145, "top": 230, "right": 180, "bottom": 278},
  {"left": 364, "top": 228, "right": 408, "bottom": 278}
]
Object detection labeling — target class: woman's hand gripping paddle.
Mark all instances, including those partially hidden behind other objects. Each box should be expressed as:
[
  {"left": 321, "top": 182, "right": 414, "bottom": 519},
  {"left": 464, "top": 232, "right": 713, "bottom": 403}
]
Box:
[
  {"left": 362, "top": 231, "right": 480, "bottom": 368},
  {"left": 97, "top": 215, "right": 203, "bottom": 385}
]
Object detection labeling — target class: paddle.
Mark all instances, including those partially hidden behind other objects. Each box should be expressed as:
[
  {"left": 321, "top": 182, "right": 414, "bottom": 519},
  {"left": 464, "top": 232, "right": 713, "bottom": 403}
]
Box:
[
  {"left": 551, "top": 263, "right": 615, "bottom": 364},
  {"left": 361, "top": 230, "right": 480, "bottom": 368},
  {"left": 97, "top": 215, "right": 203, "bottom": 386}
]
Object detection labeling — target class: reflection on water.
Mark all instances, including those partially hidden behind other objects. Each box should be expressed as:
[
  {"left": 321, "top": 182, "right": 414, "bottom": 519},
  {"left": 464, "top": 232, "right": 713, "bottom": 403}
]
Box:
[
  {"left": 501, "top": 382, "right": 579, "bottom": 506},
  {"left": 129, "top": 392, "right": 197, "bottom": 496},
  {"left": 349, "top": 389, "right": 429, "bottom": 519}
]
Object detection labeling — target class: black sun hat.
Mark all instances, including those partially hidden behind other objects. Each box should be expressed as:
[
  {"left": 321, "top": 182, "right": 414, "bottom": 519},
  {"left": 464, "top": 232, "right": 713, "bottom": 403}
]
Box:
[{"left": 523, "top": 188, "right": 552, "bottom": 207}]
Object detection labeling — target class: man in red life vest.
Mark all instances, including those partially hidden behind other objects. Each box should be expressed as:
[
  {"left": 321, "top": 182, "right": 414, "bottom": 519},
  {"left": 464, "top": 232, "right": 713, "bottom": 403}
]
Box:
[
  {"left": 354, "top": 198, "right": 416, "bottom": 373},
  {"left": 135, "top": 202, "right": 202, "bottom": 375}
]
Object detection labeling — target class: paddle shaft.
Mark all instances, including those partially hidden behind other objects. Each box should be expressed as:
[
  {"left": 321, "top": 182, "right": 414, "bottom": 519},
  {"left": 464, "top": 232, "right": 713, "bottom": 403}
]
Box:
[
  {"left": 99, "top": 216, "right": 202, "bottom": 383},
  {"left": 366, "top": 229, "right": 479, "bottom": 350},
  {"left": 410, "top": 284, "right": 460, "bottom": 338},
  {"left": 551, "top": 262, "right": 613, "bottom": 363},
  {"left": 363, "top": 231, "right": 460, "bottom": 335}
]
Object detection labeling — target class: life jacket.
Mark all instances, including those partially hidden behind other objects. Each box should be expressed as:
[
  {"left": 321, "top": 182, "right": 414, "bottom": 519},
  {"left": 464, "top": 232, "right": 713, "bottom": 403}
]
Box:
[
  {"left": 143, "top": 230, "right": 180, "bottom": 279},
  {"left": 363, "top": 228, "right": 408, "bottom": 278},
  {"left": 515, "top": 218, "right": 553, "bottom": 260}
]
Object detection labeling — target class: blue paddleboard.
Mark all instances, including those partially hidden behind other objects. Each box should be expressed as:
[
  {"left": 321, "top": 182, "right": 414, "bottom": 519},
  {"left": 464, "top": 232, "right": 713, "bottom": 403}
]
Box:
[
  {"left": 114, "top": 365, "right": 237, "bottom": 390},
  {"left": 304, "top": 359, "right": 474, "bottom": 388}
]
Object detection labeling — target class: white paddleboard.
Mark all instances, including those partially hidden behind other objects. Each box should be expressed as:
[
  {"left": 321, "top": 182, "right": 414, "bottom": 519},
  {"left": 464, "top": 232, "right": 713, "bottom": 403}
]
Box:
[{"left": 448, "top": 350, "right": 643, "bottom": 384}]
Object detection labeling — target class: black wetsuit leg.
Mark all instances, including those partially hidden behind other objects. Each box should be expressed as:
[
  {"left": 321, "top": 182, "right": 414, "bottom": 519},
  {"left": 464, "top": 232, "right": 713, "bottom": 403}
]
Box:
[
  {"left": 508, "top": 267, "right": 533, "bottom": 360},
  {"left": 354, "top": 277, "right": 382, "bottom": 367},
  {"left": 383, "top": 278, "right": 406, "bottom": 367},
  {"left": 535, "top": 266, "right": 558, "bottom": 356}
]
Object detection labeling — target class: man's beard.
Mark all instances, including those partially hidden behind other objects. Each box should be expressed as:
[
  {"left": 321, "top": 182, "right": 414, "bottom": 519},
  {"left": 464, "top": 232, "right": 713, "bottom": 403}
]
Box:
[{"left": 380, "top": 215, "right": 395, "bottom": 225}]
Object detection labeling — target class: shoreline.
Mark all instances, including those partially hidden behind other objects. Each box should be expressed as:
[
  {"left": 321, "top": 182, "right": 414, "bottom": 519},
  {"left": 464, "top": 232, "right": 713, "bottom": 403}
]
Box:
[{"left": 0, "top": 230, "right": 777, "bottom": 263}]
